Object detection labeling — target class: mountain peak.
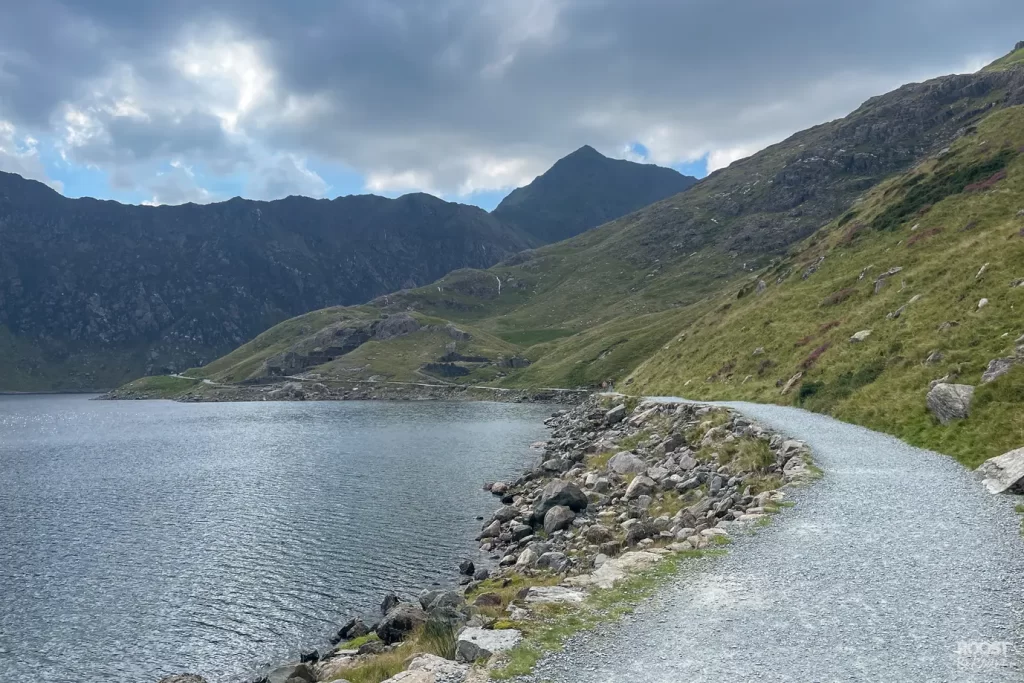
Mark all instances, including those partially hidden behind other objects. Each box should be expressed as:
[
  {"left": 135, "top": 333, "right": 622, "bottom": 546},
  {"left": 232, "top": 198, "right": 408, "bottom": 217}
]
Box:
[{"left": 565, "top": 144, "right": 605, "bottom": 160}]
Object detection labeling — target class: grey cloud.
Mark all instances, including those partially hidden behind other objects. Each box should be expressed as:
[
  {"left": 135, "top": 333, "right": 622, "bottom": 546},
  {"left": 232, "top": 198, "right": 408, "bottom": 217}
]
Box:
[{"left": 2, "top": 0, "right": 1024, "bottom": 199}]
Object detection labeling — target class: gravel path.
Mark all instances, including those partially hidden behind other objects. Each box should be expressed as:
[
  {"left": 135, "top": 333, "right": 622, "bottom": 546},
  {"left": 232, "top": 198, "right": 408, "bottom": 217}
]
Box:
[{"left": 528, "top": 401, "right": 1024, "bottom": 682}]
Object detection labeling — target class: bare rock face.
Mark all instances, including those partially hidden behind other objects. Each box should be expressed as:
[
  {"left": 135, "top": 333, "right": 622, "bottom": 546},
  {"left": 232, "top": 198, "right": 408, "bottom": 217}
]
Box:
[
  {"left": 926, "top": 383, "right": 975, "bottom": 424},
  {"left": 977, "top": 447, "right": 1024, "bottom": 494}
]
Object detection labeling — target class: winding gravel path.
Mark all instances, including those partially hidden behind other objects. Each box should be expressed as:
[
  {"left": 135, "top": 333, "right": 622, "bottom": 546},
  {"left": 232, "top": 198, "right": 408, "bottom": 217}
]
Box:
[{"left": 529, "top": 401, "right": 1024, "bottom": 682}]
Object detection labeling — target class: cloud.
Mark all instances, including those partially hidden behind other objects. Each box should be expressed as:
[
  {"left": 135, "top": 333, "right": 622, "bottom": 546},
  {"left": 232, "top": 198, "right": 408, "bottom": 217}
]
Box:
[
  {"left": 0, "top": 120, "right": 63, "bottom": 191},
  {"left": 1, "top": 0, "right": 1023, "bottom": 202}
]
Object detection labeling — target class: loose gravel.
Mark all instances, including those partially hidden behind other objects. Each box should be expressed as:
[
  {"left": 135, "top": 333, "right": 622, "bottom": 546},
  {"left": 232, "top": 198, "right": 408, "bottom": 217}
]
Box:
[{"left": 528, "top": 401, "right": 1024, "bottom": 682}]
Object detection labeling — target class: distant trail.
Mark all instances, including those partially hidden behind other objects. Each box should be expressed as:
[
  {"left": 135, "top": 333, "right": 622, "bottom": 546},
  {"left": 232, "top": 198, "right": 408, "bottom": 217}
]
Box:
[{"left": 529, "top": 401, "right": 1024, "bottom": 682}]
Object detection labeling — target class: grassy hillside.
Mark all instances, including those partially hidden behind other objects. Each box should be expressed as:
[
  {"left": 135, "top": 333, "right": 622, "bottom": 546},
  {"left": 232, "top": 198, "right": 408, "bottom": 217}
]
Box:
[{"left": 631, "top": 105, "right": 1024, "bottom": 466}]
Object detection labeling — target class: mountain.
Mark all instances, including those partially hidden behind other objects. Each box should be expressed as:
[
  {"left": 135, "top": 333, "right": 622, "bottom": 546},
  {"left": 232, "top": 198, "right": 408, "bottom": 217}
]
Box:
[
  {"left": 0, "top": 180, "right": 531, "bottom": 390},
  {"left": 156, "top": 45, "right": 1024, "bottom": 466},
  {"left": 491, "top": 145, "right": 697, "bottom": 243}
]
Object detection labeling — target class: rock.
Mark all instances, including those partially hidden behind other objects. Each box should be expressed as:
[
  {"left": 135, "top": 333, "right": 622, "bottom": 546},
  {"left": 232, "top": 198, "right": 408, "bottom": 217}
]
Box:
[
  {"left": 977, "top": 447, "right": 1024, "bottom": 494},
  {"left": 381, "top": 671, "right": 433, "bottom": 683},
  {"left": 492, "top": 506, "right": 520, "bottom": 523},
  {"left": 533, "top": 481, "right": 588, "bottom": 518},
  {"left": 756, "top": 279, "right": 767, "bottom": 294},
  {"left": 624, "top": 475, "right": 655, "bottom": 500},
  {"left": 605, "top": 404, "right": 627, "bottom": 424},
  {"left": 982, "top": 358, "right": 1016, "bottom": 384},
  {"left": 456, "top": 627, "right": 523, "bottom": 663},
  {"left": 584, "top": 525, "right": 615, "bottom": 544},
  {"left": 849, "top": 329, "right": 872, "bottom": 343},
  {"left": 299, "top": 649, "right": 319, "bottom": 663},
  {"left": 420, "top": 590, "right": 465, "bottom": 612},
  {"left": 479, "top": 520, "right": 501, "bottom": 539},
  {"left": 376, "top": 602, "right": 428, "bottom": 644},
  {"left": 312, "top": 657, "right": 354, "bottom": 681},
  {"left": 473, "top": 567, "right": 490, "bottom": 581},
  {"left": 926, "top": 383, "right": 975, "bottom": 424},
  {"left": 489, "top": 482, "right": 509, "bottom": 496},
  {"left": 925, "top": 350, "right": 943, "bottom": 365},
  {"left": 625, "top": 520, "right": 657, "bottom": 545},
  {"left": 157, "top": 676, "right": 207, "bottom": 683},
  {"left": 380, "top": 592, "right": 402, "bottom": 616},
  {"left": 458, "top": 559, "right": 476, "bottom": 576},
  {"left": 515, "top": 548, "right": 539, "bottom": 568},
  {"left": 753, "top": 346, "right": 765, "bottom": 356},
  {"left": 567, "top": 551, "right": 663, "bottom": 590},
  {"left": 265, "top": 664, "right": 315, "bottom": 683},
  {"left": 336, "top": 617, "right": 369, "bottom": 643},
  {"left": 543, "top": 505, "right": 576, "bottom": 534},
  {"left": 408, "top": 653, "right": 470, "bottom": 682},
  {"left": 780, "top": 372, "right": 802, "bottom": 395},
  {"left": 536, "top": 551, "right": 571, "bottom": 573},
  {"left": 473, "top": 592, "right": 503, "bottom": 607},
  {"left": 978, "top": 298, "right": 989, "bottom": 309},
  {"left": 524, "top": 586, "right": 586, "bottom": 604},
  {"left": 358, "top": 639, "right": 386, "bottom": 655},
  {"left": 607, "top": 451, "right": 647, "bottom": 474}
]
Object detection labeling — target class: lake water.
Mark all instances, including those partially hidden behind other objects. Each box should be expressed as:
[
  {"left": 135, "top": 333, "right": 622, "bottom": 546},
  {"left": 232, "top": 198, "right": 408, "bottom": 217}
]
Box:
[{"left": 0, "top": 395, "right": 552, "bottom": 683}]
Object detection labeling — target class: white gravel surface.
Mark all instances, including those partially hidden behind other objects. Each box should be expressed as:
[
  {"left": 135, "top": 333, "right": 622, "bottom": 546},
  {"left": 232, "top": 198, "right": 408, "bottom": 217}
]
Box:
[{"left": 527, "top": 401, "right": 1024, "bottom": 682}]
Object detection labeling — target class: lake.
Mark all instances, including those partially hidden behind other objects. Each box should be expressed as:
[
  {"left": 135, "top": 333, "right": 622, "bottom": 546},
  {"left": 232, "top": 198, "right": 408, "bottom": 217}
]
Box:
[{"left": 0, "top": 395, "right": 553, "bottom": 682}]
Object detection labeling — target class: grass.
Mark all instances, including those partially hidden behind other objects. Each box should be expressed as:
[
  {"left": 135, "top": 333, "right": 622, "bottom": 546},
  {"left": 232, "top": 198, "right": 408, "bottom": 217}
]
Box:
[
  {"left": 338, "top": 633, "right": 379, "bottom": 650},
  {"left": 586, "top": 451, "right": 615, "bottom": 469},
  {"left": 488, "top": 548, "right": 728, "bottom": 679},
  {"left": 113, "top": 374, "right": 197, "bottom": 399}
]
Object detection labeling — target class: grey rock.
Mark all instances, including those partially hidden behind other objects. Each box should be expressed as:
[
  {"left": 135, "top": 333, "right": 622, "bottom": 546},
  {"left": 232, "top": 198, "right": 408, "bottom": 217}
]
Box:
[
  {"left": 516, "top": 548, "right": 539, "bottom": 568},
  {"left": 605, "top": 405, "right": 627, "bottom": 424},
  {"left": 456, "top": 627, "right": 522, "bottom": 663},
  {"left": 584, "top": 525, "right": 615, "bottom": 544},
  {"left": 607, "top": 451, "right": 647, "bottom": 474},
  {"left": 380, "top": 592, "right": 401, "bottom": 616},
  {"left": 493, "top": 506, "right": 520, "bottom": 523},
  {"left": 625, "top": 475, "right": 656, "bottom": 500},
  {"left": 849, "top": 329, "right": 872, "bottom": 343},
  {"left": 544, "top": 505, "right": 576, "bottom": 534},
  {"left": 458, "top": 559, "right": 475, "bottom": 576},
  {"left": 376, "top": 602, "right": 428, "bottom": 644},
  {"left": 981, "top": 357, "right": 1016, "bottom": 384},
  {"left": 265, "top": 664, "right": 314, "bottom": 683},
  {"left": 157, "top": 676, "right": 207, "bottom": 683},
  {"left": 537, "top": 551, "right": 571, "bottom": 573},
  {"left": 479, "top": 519, "right": 501, "bottom": 539},
  {"left": 926, "top": 383, "right": 975, "bottom": 424},
  {"left": 534, "top": 481, "right": 588, "bottom": 518},
  {"left": 977, "top": 447, "right": 1024, "bottom": 494}
]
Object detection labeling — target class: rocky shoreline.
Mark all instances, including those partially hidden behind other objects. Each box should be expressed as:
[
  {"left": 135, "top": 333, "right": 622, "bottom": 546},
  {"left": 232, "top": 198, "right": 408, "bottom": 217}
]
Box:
[{"left": 158, "top": 395, "right": 816, "bottom": 683}]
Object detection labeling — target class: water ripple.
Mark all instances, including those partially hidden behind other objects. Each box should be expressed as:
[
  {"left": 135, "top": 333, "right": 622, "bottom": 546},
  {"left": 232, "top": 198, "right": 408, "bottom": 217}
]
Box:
[{"left": 0, "top": 396, "right": 551, "bottom": 683}]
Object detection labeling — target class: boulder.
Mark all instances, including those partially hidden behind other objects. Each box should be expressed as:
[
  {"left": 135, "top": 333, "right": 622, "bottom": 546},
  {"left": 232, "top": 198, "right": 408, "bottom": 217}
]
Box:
[
  {"left": 533, "top": 481, "right": 588, "bottom": 518},
  {"left": 265, "top": 664, "right": 315, "bottom": 683},
  {"left": 584, "top": 525, "right": 615, "bottom": 544},
  {"left": 982, "top": 358, "right": 1016, "bottom": 384},
  {"left": 473, "top": 592, "right": 503, "bottom": 607},
  {"left": 607, "top": 451, "right": 646, "bottom": 475},
  {"left": 543, "top": 505, "right": 576, "bottom": 534},
  {"left": 479, "top": 520, "right": 501, "bottom": 539},
  {"left": 849, "top": 329, "right": 872, "bottom": 343},
  {"left": 381, "top": 671, "right": 433, "bottom": 683},
  {"left": 456, "top": 627, "right": 523, "bottom": 663},
  {"left": 625, "top": 520, "right": 657, "bottom": 546},
  {"left": 333, "top": 617, "right": 369, "bottom": 643},
  {"left": 419, "top": 589, "right": 465, "bottom": 612},
  {"left": 376, "top": 602, "right": 428, "bottom": 644},
  {"left": 977, "top": 447, "right": 1024, "bottom": 494},
  {"left": 473, "top": 567, "right": 490, "bottom": 581},
  {"left": 312, "top": 657, "right": 354, "bottom": 681},
  {"left": 408, "top": 653, "right": 470, "bottom": 682},
  {"left": 458, "top": 559, "right": 476, "bottom": 576},
  {"left": 624, "top": 475, "right": 656, "bottom": 500},
  {"left": 489, "top": 482, "right": 509, "bottom": 496},
  {"left": 515, "top": 548, "right": 539, "bottom": 568},
  {"left": 536, "top": 551, "right": 571, "bottom": 573},
  {"left": 492, "top": 506, "right": 520, "bottom": 523},
  {"left": 524, "top": 586, "right": 586, "bottom": 604},
  {"left": 380, "top": 592, "right": 402, "bottom": 616},
  {"left": 926, "top": 383, "right": 975, "bottom": 424},
  {"left": 605, "top": 404, "right": 627, "bottom": 424}
]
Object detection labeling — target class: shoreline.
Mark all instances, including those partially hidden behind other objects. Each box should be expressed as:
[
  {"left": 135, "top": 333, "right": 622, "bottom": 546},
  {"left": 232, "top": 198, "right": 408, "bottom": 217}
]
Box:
[{"left": 159, "top": 394, "right": 817, "bottom": 683}]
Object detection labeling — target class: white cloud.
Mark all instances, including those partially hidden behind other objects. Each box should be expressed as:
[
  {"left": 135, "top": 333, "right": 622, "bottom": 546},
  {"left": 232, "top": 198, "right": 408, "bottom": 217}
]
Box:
[{"left": 0, "top": 119, "right": 63, "bottom": 191}]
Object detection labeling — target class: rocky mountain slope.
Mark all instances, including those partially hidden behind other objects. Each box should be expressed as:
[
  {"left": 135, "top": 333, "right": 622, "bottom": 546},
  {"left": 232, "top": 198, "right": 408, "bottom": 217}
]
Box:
[
  {"left": 491, "top": 145, "right": 696, "bottom": 244},
  {"left": 142, "top": 46, "right": 1024, "bottom": 465},
  {"left": 0, "top": 147, "right": 690, "bottom": 391}
]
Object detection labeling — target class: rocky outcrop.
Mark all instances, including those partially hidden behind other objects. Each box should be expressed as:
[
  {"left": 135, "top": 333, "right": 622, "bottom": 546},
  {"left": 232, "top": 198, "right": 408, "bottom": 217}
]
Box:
[
  {"left": 926, "top": 383, "right": 975, "bottom": 424},
  {"left": 376, "top": 602, "right": 428, "bottom": 645},
  {"left": 982, "top": 357, "right": 1017, "bottom": 384},
  {"left": 977, "top": 447, "right": 1024, "bottom": 494}
]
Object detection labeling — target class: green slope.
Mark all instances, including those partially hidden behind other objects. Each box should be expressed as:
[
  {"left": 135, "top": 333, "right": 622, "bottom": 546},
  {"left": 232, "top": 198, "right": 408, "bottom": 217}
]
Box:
[{"left": 631, "top": 104, "right": 1024, "bottom": 466}]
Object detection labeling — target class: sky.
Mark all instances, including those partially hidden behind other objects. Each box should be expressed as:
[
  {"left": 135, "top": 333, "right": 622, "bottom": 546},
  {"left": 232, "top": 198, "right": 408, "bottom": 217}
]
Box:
[{"left": 1, "top": 2, "right": 1022, "bottom": 211}]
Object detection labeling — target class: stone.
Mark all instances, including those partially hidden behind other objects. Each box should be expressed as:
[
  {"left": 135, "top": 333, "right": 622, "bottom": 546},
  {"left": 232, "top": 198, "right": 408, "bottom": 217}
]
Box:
[
  {"left": 456, "top": 627, "right": 523, "bottom": 663},
  {"left": 849, "top": 329, "right": 872, "bottom": 343},
  {"left": 458, "top": 559, "right": 475, "bottom": 576},
  {"left": 420, "top": 590, "right": 465, "bottom": 612},
  {"left": 265, "top": 664, "right": 315, "bottom": 683},
  {"left": 376, "top": 602, "right": 428, "bottom": 644},
  {"left": 978, "top": 298, "right": 989, "bottom": 309},
  {"left": 509, "top": 523, "right": 533, "bottom": 541},
  {"left": 524, "top": 586, "right": 586, "bottom": 604},
  {"left": 473, "top": 567, "right": 490, "bottom": 581},
  {"left": 536, "top": 551, "right": 571, "bottom": 573},
  {"left": 312, "top": 657, "right": 354, "bottom": 681},
  {"left": 489, "top": 482, "right": 509, "bottom": 496},
  {"left": 982, "top": 358, "right": 1016, "bottom": 384},
  {"left": 977, "top": 447, "right": 1024, "bottom": 494},
  {"left": 756, "top": 279, "right": 767, "bottom": 294},
  {"left": 358, "top": 639, "right": 386, "bottom": 655},
  {"left": 780, "top": 372, "right": 802, "bottom": 395},
  {"left": 543, "top": 505, "right": 576, "bottom": 534},
  {"left": 567, "top": 551, "right": 663, "bottom": 590},
  {"left": 607, "top": 451, "right": 647, "bottom": 474},
  {"left": 533, "top": 481, "right": 588, "bottom": 518},
  {"left": 473, "top": 592, "right": 503, "bottom": 607},
  {"left": 625, "top": 520, "right": 657, "bottom": 546},
  {"left": 479, "top": 520, "right": 501, "bottom": 539},
  {"left": 492, "top": 506, "right": 520, "bottom": 523},
  {"left": 380, "top": 592, "right": 402, "bottom": 616},
  {"left": 299, "top": 649, "right": 319, "bottom": 663},
  {"left": 157, "top": 676, "right": 208, "bottom": 683},
  {"left": 624, "top": 475, "right": 656, "bottom": 500},
  {"left": 925, "top": 350, "right": 943, "bottom": 365},
  {"left": 381, "top": 671, "right": 433, "bottom": 683},
  {"left": 605, "top": 404, "right": 627, "bottom": 424},
  {"left": 408, "top": 653, "right": 470, "bottom": 682},
  {"left": 515, "top": 548, "right": 539, "bottom": 568},
  {"left": 926, "top": 383, "right": 975, "bottom": 424},
  {"left": 584, "top": 525, "right": 615, "bottom": 544}
]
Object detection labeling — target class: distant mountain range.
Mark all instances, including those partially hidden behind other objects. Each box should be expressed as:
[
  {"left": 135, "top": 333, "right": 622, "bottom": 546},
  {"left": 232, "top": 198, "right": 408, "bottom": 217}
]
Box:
[{"left": 0, "top": 146, "right": 695, "bottom": 390}]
